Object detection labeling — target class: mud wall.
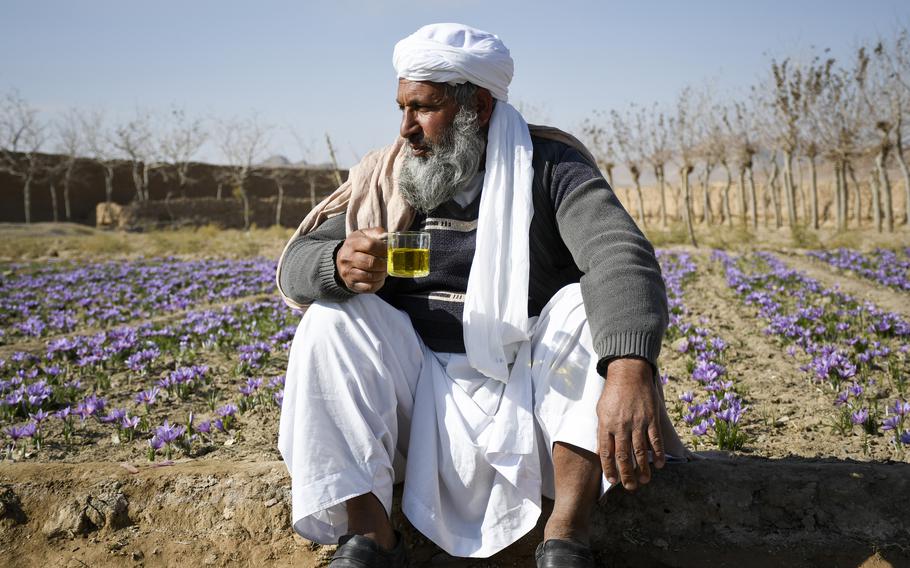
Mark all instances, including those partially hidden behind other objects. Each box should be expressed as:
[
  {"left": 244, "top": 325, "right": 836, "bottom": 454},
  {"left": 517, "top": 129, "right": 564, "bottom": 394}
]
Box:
[
  {"left": 101, "top": 197, "right": 319, "bottom": 230},
  {"left": 0, "top": 152, "right": 345, "bottom": 225}
]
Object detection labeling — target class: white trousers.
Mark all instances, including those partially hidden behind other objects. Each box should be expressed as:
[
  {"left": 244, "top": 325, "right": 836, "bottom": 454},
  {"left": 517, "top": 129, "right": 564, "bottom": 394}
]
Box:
[{"left": 278, "top": 284, "right": 610, "bottom": 558}]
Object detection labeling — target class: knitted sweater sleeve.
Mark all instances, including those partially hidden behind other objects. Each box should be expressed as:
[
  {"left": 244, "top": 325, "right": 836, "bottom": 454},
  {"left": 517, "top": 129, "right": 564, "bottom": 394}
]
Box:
[
  {"left": 550, "top": 147, "right": 669, "bottom": 374},
  {"left": 276, "top": 214, "right": 356, "bottom": 305}
]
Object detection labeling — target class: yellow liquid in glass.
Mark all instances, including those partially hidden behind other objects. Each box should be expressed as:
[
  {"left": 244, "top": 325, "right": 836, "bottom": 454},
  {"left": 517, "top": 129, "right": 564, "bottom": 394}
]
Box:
[{"left": 388, "top": 247, "right": 430, "bottom": 278}]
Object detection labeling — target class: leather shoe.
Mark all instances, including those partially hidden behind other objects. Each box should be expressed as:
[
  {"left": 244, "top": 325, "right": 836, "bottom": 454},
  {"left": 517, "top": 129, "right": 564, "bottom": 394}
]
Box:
[
  {"left": 329, "top": 532, "right": 408, "bottom": 567},
  {"left": 535, "top": 538, "right": 595, "bottom": 568}
]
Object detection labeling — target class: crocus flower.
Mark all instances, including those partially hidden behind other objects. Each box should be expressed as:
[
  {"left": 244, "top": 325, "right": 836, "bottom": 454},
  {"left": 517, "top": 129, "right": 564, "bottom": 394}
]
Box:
[
  {"left": 882, "top": 416, "right": 901, "bottom": 432},
  {"left": 851, "top": 409, "right": 869, "bottom": 426}
]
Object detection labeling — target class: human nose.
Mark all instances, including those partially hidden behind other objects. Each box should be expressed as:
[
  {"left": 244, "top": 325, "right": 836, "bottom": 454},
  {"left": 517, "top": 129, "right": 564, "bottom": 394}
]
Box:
[{"left": 400, "top": 108, "right": 420, "bottom": 139}]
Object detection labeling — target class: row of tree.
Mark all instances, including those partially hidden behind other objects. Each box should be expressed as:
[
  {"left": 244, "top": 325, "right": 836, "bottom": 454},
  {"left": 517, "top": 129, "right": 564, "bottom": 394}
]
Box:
[
  {"left": 582, "top": 29, "right": 910, "bottom": 245},
  {"left": 0, "top": 95, "right": 344, "bottom": 228}
]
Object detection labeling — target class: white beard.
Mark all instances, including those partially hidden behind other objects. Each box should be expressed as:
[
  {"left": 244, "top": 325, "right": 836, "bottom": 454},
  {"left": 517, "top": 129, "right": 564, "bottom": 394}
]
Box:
[{"left": 399, "top": 106, "right": 486, "bottom": 213}]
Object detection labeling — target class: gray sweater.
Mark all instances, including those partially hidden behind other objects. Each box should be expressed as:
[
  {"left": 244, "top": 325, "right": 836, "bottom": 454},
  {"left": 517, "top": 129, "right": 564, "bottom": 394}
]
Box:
[{"left": 278, "top": 136, "right": 668, "bottom": 374}]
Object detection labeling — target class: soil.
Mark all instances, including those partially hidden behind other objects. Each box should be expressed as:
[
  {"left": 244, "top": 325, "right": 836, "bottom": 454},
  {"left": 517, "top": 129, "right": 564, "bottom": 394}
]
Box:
[{"left": 1, "top": 233, "right": 909, "bottom": 567}]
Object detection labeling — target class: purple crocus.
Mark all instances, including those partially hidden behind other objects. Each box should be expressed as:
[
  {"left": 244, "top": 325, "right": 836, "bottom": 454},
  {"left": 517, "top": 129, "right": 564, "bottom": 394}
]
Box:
[
  {"left": 216, "top": 403, "right": 238, "bottom": 417},
  {"left": 154, "top": 420, "right": 186, "bottom": 444},
  {"left": 882, "top": 416, "right": 901, "bottom": 432},
  {"left": 135, "top": 387, "right": 160, "bottom": 407},
  {"left": 100, "top": 408, "right": 128, "bottom": 424},
  {"left": 692, "top": 422, "right": 710, "bottom": 436},
  {"left": 851, "top": 408, "right": 869, "bottom": 426}
]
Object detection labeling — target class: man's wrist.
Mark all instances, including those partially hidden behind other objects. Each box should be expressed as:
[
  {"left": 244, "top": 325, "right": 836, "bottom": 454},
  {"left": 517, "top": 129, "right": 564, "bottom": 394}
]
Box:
[{"left": 601, "top": 356, "right": 655, "bottom": 381}]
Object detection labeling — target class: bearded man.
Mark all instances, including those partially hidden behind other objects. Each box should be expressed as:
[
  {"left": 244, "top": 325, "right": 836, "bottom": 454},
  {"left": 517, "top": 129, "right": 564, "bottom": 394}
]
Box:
[{"left": 277, "top": 23, "right": 686, "bottom": 568}]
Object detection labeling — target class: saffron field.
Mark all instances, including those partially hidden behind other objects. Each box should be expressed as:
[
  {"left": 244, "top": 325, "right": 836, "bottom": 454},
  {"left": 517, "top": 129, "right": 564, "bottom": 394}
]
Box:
[
  {"left": 0, "top": 226, "right": 909, "bottom": 567},
  {"left": 2, "top": 246, "right": 908, "bottom": 466}
]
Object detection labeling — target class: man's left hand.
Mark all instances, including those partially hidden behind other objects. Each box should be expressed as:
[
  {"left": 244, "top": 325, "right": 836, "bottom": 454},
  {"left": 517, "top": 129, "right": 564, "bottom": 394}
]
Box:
[{"left": 596, "top": 357, "right": 666, "bottom": 491}]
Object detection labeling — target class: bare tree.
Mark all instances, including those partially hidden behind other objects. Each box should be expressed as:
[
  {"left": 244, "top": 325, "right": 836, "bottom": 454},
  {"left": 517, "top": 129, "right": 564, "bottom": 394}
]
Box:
[
  {"left": 216, "top": 116, "right": 271, "bottom": 230},
  {"left": 54, "top": 108, "right": 86, "bottom": 221},
  {"left": 159, "top": 107, "right": 207, "bottom": 198},
  {"left": 0, "top": 91, "right": 45, "bottom": 224},
  {"left": 859, "top": 44, "right": 899, "bottom": 232},
  {"left": 768, "top": 59, "right": 804, "bottom": 227},
  {"left": 694, "top": 96, "right": 727, "bottom": 226},
  {"left": 642, "top": 107, "right": 673, "bottom": 227},
  {"left": 611, "top": 106, "right": 647, "bottom": 226},
  {"left": 672, "top": 88, "right": 699, "bottom": 247},
  {"left": 799, "top": 59, "right": 832, "bottom": 230},
  {"left": 581, "top": 111, "right": 618, "bottom": 187},
  {"left": 723, "top": 101, "right": 759, "bottom": 228},
  {"left": 884, "top": 28, "right": 910, "bottom": 224},
  {"left": 809, "top": 53, "right": 865, "bottom": 231},
  {"left": 81, "top": 110, "right": 117, "bottom": 205},
  {"left": 264, "top": 166, "right": 299, "bottom": 227},
  {"left": 112, "top": 110, "right": 155, "bottom": 202}
]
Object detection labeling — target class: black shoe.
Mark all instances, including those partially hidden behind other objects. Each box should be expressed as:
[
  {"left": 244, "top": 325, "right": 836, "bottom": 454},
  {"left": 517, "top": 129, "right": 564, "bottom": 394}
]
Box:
[
  {"left": 329, "top": 532, "right": 408, "bottom": 567},
  {"left": 535, "top": 538, "right": 595, "bottom": 568}
]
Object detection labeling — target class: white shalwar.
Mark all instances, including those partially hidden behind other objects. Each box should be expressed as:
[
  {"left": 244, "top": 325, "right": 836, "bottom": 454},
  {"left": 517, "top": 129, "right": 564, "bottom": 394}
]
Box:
[{"left": 278, "top": 284, "right": 611, "bottom": 558}]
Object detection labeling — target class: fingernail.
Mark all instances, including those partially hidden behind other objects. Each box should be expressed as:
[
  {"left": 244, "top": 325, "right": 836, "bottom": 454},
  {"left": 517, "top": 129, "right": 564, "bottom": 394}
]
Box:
[{"left": 607, "top": 477, "right": 617, "bottom": 485}]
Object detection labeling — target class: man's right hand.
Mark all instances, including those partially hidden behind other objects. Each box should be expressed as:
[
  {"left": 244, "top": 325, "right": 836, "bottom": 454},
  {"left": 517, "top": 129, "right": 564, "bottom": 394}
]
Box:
[{"left": 336, "top": 227, "right": 388, "bottom": 293}]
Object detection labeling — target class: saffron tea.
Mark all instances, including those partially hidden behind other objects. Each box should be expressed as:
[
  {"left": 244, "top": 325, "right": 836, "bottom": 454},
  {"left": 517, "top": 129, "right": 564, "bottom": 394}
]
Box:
[{"left": 386, "top": 231, "right": 431, "bottom": 278}]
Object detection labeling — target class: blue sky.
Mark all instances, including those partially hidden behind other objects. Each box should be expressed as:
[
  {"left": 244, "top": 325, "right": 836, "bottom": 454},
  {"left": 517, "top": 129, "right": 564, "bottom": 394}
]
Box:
[{"left": 2, "top": 0, "right": 908, "bottom": 166}]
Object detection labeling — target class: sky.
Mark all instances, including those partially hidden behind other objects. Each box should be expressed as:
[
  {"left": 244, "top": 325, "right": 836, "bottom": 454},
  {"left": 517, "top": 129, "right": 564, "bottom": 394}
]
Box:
[{"left": 2, "top": 0, "right": 909, "bottom": 167}]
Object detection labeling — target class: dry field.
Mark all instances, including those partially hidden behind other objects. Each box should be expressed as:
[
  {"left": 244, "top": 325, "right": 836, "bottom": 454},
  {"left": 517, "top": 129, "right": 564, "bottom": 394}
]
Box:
[{"left": 0, "top": 223, "right": 908, "bottom": 567}]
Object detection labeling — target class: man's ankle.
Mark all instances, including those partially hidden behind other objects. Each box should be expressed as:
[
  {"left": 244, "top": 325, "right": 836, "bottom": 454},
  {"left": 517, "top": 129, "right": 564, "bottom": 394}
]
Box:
[
  {"left": 543, "top": 517, "right": 590, "bottom": 546},
  {"left": 345, "top": 493, "right": 397, "bottom": 550}
]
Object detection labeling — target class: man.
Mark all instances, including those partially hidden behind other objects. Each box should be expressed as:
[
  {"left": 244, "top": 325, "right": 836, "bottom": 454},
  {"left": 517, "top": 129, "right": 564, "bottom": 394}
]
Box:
[{"left": 277, "top": 23, "right": 686, "bottom": 568}]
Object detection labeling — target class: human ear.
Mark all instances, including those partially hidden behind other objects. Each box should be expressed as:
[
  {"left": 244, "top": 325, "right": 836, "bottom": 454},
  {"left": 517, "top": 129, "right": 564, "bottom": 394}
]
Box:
[{"left": 476, "top": 88, "right": 495, "bottom": 127}]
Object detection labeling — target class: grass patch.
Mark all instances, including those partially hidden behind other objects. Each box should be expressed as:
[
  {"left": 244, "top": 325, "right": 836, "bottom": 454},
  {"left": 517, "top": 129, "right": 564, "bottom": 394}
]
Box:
[
  {"left": 788, "top": 225, "right": 822, "bottom": 249},
  {"left": 0, "top": 224, "right": 295, "bottom": 261}
]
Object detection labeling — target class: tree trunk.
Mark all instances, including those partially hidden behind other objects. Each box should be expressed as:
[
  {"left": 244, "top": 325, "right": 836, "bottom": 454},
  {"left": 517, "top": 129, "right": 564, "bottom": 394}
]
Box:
[
  {"left": 835, "top": 161, "right": 845, "bottom": 231},
  {"left": 241, "top": 189, "right": 251, "bottom": 231},
  {"left": 131, "top": 161, "right": 144, "bottom": 202},
  {"left": 49, "top": 181, "right": 59, "bottom": 223},
  {"left": 876, "top": 151, "right": 895, "bottom": 233},
  {"left": 142, "top": 162, "right": 151, "bottom": 201},
  {"left": 848, "top": 163, "right": 862, "bottom": 229},
  {"left": 103, "top": 165, "right": 114, "bottom": 205},
  {"left": 701, "top": 164, "right": 713, "bottom": 225},
  {"left": 275, "top": 180, "right": 284, "bottom": 227},
  {"left": 871, "top": 164, "right": 883, "bottom": 232},
  {"left": 722, "top": 163, "right": 733, "bottom": 226},
  {"left": 633, "top": 174, "right": 646, "bottom": 227},
  {"left": 782, "top": 150, "right": 797, "bottom": 226},
  {"left": 808, "top": 155, "right": 819, "bottom": 230},
  {"left": 656, "top": 164, "right": 668, "bottom": 227},
  {"left": 747, "top": 165, "right": 758, "bottom": 230},
  {"left": 63, "top": 161, "right": 73, "bottom": 221},
  {"left": 797, "top": 158, "right": 808, "bottom": 221},
  {"left": 216, "top": 182, "right": 223, "bottom": 200},
  {"left": 895, "top": 147, "right": 910, "bottom": 226},
  {"left": 681, "top": 166, "right": 698, "bottom": 248},
  {"left": 768, "top": 157, "right": 781, "bottom": 228},
  {"left": 738, "top": 168, "right": 747, "bottom": 227},
  {"left": 23, "top": 175, "right": 32, "bottom": 225}
]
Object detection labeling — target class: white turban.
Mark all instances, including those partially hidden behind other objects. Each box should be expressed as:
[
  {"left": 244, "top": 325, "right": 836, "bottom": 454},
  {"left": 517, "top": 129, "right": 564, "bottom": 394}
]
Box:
[
  {"left": 393, "top": 23, "right": 514, "bottom": 101},
  {"left": 392, "top": 23, "right": 533, "bottom": 384}
]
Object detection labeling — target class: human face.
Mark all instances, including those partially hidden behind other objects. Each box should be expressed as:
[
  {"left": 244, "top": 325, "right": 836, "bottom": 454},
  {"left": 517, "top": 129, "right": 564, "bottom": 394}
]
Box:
[{"left": 396, "top": 79, "right": 460, "bottom": 158}]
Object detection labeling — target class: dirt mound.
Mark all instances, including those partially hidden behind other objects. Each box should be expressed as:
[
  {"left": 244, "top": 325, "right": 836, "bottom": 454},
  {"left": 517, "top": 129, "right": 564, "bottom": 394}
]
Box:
[{"left": 1, "top": 457, "right": 907, "bottom": 567}]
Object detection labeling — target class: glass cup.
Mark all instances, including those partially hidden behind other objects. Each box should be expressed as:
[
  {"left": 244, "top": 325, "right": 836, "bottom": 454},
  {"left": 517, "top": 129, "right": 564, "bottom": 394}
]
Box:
[{"left": 386, "top": 231, "right": 431, "bottom": 278}]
